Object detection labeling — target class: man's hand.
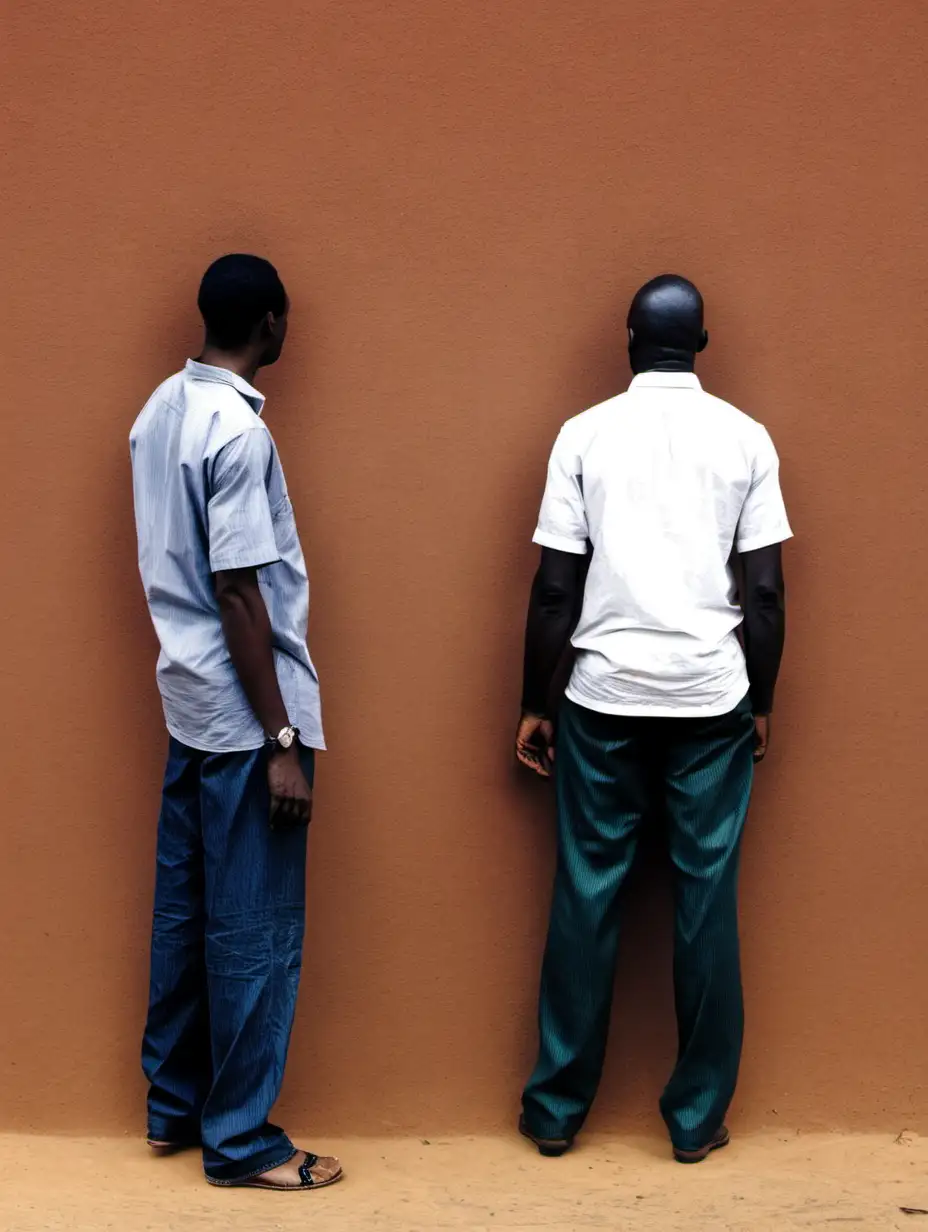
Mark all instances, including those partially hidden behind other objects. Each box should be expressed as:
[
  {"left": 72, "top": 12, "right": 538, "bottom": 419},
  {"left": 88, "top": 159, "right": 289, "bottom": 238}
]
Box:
[
  {"left": 516, "top": 713, "right": 556, "bottom": 778},
  {"left": 268, "top": 746, "right": 313, "bottom": 827},
  {"left": 753, "top": 714, "right": 770, "bottom": 764}
]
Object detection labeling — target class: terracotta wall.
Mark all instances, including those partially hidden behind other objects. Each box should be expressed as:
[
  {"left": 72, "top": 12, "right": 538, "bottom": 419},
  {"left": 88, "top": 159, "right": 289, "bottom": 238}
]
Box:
[{"left": 2, "top": 0, "right": 927, "bottom": 1138}]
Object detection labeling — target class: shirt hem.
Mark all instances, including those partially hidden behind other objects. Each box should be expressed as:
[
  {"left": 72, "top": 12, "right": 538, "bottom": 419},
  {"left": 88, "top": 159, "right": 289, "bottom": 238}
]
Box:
[
  {"left": 165, "top": 722, "right": 326, "bottom": 755},
  {"left": 564, "top": 684, "right": 750, "bottom": 719},
  {"left": 736, "top": 528, "right": 793, "bottom": 554},
  {"left": 208, "top": 549, "right": 282, "bottom": 572},
  {"left": 532, "top": 530, "right": 588, "bottom": 555}
]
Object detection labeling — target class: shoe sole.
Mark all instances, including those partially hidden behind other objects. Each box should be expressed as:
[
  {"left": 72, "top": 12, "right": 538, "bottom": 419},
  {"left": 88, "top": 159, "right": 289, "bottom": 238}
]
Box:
[
  {"left": 673, "top": 1128, "right": 731, "bottom": 1164},
  {"left": 207, "top": 1168, "right": 344, "bottom": 1191},
  {"left": 518, "top": 1118, "right": 573, "bottom": 1157}
]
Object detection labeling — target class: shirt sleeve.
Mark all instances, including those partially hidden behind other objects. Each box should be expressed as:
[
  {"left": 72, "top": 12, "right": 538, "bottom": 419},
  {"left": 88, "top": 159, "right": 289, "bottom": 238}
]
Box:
[
  {"left": 532, "top": 425, "right": 589, "bottom": 555},
  {"left": 207, "top": 428, "right": 281, "bottom": 572},
  {"left": 736, "top": 425, "right": 793, "bottom": 554}
]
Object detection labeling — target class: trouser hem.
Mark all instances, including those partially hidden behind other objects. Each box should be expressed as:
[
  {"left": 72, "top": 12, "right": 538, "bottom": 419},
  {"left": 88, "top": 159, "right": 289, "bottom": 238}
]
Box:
[
  {"left": 204, "top": 1144, "right": 297, "bottom": 1183},
  {"left": 146, "top": 1115, "right": 201, "bottom": 1144},
  {"left": 667, "top": 1120, "right": 726, "bottom": 1153},
  {"left": 521, "top": 1098, "right": 584, "bottom": 1141}
]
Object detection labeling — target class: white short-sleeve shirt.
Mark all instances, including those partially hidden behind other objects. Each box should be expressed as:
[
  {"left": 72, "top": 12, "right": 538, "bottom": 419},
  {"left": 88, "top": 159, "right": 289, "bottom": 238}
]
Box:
[
  {"left": 130, "top": 360, "right": 324, "bottom": 752},
  {"left": 534, "top": 371, "right": 792, "bottom": 717}
]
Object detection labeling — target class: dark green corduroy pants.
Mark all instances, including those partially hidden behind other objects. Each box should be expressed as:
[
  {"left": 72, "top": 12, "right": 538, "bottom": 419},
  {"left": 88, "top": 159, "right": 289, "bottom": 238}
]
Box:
[{"left": 522, "top": 694, "right": 755, "bottom": 1151}]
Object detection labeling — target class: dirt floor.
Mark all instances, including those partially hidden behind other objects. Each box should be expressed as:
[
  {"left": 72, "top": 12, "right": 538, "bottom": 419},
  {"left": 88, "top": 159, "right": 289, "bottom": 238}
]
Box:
[{"left": 2, "top": 1131, "right": 928, "bottom": 1231}]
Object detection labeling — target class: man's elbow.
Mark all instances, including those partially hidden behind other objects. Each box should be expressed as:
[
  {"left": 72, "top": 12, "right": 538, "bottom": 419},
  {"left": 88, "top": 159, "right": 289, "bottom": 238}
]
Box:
[
  {"left": 740, "top": 545, "right": 785, "bottom": 612},
  {"left": 533, "top": 574, "right": 576, "bottom": 615},
  {"left": 746, "top": 576, "right": 785, "bottom": 616},
  {"left": 214, "top": 569, "right": 262, "bottom": 618}
]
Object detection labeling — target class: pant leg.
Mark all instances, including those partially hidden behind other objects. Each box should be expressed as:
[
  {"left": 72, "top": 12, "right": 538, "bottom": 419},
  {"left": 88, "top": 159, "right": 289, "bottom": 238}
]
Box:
[
  {"left": 659, "top": 695, "right": 755, "bottom": 1151},
  {"left": 142, "top": 738, "right": 211, "bottom": 1145},
  {"left": 199, "top": 745, "right": 313, "bottom": 1183},
  {"left": 522, "top": 700, "right": 654, "bottom": 1141}
]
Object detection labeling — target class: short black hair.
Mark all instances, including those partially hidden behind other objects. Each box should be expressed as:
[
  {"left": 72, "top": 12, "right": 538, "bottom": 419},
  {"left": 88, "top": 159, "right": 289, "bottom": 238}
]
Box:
[{"left": 197, "top": 254, "right": 287, "bottom": 349}]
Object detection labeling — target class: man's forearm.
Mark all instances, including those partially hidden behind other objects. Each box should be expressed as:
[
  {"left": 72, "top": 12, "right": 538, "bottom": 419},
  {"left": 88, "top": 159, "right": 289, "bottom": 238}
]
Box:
[
  {"left": 743, "top": 602, "right": 784, "bottom": 714},
  {"left": 740, "top": 545, "right": 786, "bottom": 714},
  {"left": 215, "top": 568, "right": 291, "bottom": 738},
  {"left": 521, "top": 548, "right": 584, "bottom": 716}
]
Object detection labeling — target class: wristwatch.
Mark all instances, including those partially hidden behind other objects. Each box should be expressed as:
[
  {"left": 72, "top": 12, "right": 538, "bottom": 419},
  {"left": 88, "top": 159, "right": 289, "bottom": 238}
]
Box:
[{"left": 266, "top": 725, "right": 299, "bottom": 754}]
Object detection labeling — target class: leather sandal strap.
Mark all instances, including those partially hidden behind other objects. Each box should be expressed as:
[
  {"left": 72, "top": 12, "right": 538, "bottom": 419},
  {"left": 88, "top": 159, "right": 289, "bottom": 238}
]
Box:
[{"left": 297, "top": 1154, "right": 320, "bottom": 1186}]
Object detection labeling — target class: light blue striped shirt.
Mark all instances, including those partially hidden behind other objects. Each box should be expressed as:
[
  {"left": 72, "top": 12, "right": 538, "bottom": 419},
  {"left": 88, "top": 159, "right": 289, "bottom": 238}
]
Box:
[{"left": 130, "top": 360, "right": 324, "bottom": 753}]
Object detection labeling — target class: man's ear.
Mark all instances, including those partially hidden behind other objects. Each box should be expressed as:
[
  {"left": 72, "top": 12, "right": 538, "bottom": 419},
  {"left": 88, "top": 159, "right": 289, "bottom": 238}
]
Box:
[
  {"left": 697, "top": 329, "right": 709, "bottom": 353},
  {"left": 627, "top": 327, "right": 635, "bottom": 346}
]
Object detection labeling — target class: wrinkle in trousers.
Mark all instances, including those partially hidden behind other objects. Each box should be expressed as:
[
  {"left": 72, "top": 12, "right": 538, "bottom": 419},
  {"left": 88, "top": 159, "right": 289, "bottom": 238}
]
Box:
[
  {"left": 522, "top": 696, "right": 755, "bottom": 1151},
  {"left": 142, "top": 739, "right": 312, "bottom": 1181}
]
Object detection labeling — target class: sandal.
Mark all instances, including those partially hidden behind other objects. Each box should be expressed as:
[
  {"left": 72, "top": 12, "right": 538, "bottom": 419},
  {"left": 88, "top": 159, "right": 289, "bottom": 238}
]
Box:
[
  {"left": 519, "top": 1115, "right": 574, "bottom": 1157},
  {"left": 210, "top": 1151, "right": 343, "bottom": 1191},
  {"left": 673, "top": 1125, "right": 730, "bottom": 1164}
]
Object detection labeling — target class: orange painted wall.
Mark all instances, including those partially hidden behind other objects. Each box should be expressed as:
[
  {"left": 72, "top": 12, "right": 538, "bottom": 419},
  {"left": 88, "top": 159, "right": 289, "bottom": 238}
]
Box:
[{"left": 2, "top": 0, "right": 927, "bottom": 1138}]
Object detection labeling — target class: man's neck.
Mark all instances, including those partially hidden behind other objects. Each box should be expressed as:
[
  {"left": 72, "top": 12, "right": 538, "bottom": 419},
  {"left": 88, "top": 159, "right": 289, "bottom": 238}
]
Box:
[
  {"left": 630, "top": 343, "right": 696, "bottom": 375},
  {"left": 196, "top": 346, "right": 261, "bottom": 386}
]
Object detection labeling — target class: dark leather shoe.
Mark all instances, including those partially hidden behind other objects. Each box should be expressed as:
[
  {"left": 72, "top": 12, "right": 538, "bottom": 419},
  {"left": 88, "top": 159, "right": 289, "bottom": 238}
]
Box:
[
  {"left": 519, "top": 1114, "right": 574, "bottom": 1157},
  {"left": 673, "top": 1125, "right": 730, "bottom": 1164}
]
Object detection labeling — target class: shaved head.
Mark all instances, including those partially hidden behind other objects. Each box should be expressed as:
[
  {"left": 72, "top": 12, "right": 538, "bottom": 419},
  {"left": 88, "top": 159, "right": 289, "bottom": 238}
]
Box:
[{"left": 627, "top": 275, "right": 708, "bottom": 374}]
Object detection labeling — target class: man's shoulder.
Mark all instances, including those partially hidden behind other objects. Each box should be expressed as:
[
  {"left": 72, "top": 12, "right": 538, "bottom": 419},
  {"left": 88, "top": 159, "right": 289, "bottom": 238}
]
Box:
[
  {"left": 130, "top": 371, "right": 185, "bottom": 440},
  {"left": 185, "top": 373, "right": 266, "bottom": 439},
  {"left": 690, "top": 394, "right": 778, "bottom": 470},
  {"left": 695, "top": 389, "right": 771, "bottom": 443},
  {"left": 131, "top": 369, "right": 268, "bottom": 451},
  {"left": 559, "top": 393, "right": 628, "bottom": 439}
]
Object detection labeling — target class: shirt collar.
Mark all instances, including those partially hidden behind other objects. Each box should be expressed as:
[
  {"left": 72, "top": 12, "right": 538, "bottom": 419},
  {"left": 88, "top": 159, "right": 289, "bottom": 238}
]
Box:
[
  {"left": 185, "top": 359, "right": 266, "bottom": 415},
  {"left": 629, "top": 371, "right": 702, "bottom": 392}
]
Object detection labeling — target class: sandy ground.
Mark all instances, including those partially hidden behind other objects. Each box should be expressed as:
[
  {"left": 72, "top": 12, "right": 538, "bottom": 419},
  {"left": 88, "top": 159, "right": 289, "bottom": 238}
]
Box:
[{"left": 2, "top": 1131, "right": 927, "bottom": 1231}]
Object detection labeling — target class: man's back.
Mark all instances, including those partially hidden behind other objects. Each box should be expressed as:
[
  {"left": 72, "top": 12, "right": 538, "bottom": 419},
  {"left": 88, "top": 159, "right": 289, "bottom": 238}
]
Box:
[
  {"left": 518, "top": 277, "right": 791, "bottom": 1163},
  {"left": 130, "top": 359, "right": 322, "bottom": 752},
  {"left": 131, "top": 365, "right": 262, "bottom": 636},
  {"left": 533, "top": 371, "right": 791, "bottom": 716}
]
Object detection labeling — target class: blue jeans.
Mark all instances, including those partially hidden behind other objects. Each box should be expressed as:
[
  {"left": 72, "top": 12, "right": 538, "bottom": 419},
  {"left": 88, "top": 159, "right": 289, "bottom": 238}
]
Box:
[{"left": 142, "top": 738, "right": 313, "bottom": 1182}]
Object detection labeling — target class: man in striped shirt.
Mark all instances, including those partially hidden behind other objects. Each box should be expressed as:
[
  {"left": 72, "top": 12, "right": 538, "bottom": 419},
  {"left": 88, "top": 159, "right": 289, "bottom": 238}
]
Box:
[{"left": 130, "top": 255, "right": 341, "bottom": 1192}]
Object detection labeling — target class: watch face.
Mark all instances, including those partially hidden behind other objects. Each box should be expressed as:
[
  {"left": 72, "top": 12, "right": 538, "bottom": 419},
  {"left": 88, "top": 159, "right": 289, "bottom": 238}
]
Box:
[{"left": 278, "top": 727, "right": 295, "bottom": 749}]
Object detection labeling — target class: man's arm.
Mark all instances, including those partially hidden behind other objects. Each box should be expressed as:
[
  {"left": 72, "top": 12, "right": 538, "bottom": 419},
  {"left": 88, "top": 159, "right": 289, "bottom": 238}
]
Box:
[
  {"left": 515, "top": 547, "right": 585, "bottom": 777},
  {"left": 215, "top": 567, "right": 313, "bottom": 825},
  {"left": 739, "top": 542, "right": 786, "bottom": 762},
  {"left": 207, "top": 425, "right": 313, "bottom": 827},
  {"left": 215, "top": 567, "right": 292, "bottom": 736}
]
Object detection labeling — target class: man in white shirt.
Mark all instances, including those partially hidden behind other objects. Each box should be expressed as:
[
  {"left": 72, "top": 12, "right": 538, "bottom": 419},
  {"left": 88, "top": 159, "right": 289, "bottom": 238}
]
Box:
[{"left": 515, "top": 275, "right": 791, "bottom": 1163}]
